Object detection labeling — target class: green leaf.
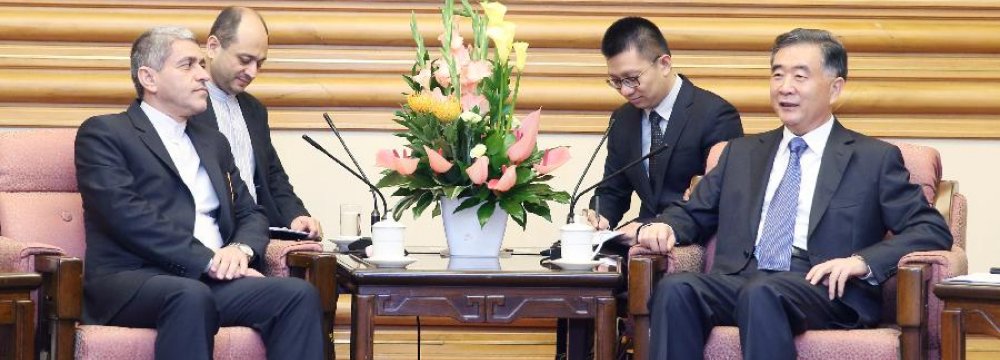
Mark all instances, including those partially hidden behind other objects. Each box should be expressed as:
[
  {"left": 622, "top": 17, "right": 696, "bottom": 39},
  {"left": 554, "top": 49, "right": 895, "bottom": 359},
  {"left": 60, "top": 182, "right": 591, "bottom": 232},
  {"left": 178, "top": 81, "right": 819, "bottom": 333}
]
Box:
[
  {"left": 500, "top": 197, "right": 527, "bottom": 229},
  {"left": 515, "top": 166, "right": 533, "bottom": 184},
  {"left": 442, "top": 185, "right": 467, "bottom": 199},
  {"left": 431, "top": 202, "right": 442, "bottom": 217},
  {"left": 376, "top": 172, "right": 410, "bottom": 188},
  {"left": 392, "top": 193, "right": 421, "bottom": 221},
  {"left": 524, "top": 202, "right": 552, "bottom": 222},
  {"left": 454, "top": 196, "right": 482, "bottom": 213},
  {"left": 402, "top": 74, "right": 420, "bottom": 91},
  {"left": 412, "top": 192, "right": 435, "bottom": 218},
  {"left": 476, "top": 200, "right": 496, "bottom": 227}
]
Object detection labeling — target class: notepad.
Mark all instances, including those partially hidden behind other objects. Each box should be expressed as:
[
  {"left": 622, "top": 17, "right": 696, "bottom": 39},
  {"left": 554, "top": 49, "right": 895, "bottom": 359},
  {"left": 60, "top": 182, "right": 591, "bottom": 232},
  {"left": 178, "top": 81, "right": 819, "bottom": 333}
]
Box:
[{"left": 945, "top": 273, "right": 1000, "bottom": 285}]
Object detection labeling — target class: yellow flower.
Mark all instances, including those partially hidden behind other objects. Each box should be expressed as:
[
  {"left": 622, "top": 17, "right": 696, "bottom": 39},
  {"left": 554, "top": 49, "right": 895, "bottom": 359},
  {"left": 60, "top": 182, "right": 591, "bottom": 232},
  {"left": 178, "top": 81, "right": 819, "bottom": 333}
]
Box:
[
  {"left": 407, "top": 92, "right": 435, "bottom": 114},
  {"left": 432, "top": 97, "right": 462, "bottom": 122},
  {"left": 513, "top": 42, "right": 528, "bottom": 71},
  {"left": 481, "top": 1, "right": 507, "bottom": 25},
  {"left": 487, "top": 21, "right": 516, "bottom": 64}
]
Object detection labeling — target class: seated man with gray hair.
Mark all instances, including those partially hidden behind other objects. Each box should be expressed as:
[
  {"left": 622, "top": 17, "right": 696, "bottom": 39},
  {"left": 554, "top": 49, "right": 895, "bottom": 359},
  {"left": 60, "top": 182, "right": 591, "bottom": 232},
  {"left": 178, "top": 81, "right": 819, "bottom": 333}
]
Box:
[{"left": 74, "top": 26, "right": 324, "bottom": 359}]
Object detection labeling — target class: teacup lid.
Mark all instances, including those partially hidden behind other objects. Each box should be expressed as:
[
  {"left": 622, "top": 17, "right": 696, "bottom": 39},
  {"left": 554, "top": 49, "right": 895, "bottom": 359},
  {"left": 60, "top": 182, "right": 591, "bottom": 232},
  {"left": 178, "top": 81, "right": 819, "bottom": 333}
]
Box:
[
  {"left": 372, "top": 219, "right": 405, "bottom": 228},
  {"left": 561, "top": 221, "right": 594, "bottom": 232}
]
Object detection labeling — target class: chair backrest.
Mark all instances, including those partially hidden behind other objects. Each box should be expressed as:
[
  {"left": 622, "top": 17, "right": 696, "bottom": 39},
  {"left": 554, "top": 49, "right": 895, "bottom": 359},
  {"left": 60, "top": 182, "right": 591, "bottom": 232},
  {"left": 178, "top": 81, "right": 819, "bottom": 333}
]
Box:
[{"left": 0, "top": 129, "right": 86, "bottom": 258}]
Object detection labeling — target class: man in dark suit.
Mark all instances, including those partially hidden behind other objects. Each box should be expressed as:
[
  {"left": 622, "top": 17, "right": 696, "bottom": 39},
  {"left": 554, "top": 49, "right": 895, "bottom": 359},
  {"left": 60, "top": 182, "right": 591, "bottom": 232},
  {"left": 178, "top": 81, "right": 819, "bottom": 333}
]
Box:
[
  {"left": 588, "top": 17, "right": 743, "bottom": 239},
  {"left": 192, "top": 7, "right": 323, "bottom": 239},
  {"left": 75, "top": 26, "right": 324, "bottom": 359},
  {"left": 638, "top": 29, "right": 953, "bottom": 360}
]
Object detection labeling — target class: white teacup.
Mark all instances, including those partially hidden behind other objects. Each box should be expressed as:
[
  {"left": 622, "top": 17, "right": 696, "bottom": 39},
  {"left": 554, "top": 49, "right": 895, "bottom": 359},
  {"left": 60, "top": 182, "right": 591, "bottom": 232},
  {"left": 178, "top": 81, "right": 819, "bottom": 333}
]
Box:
[
  {"left": 371, "top": 219, "right": 406, "bottom": 259},
  {"left": 560, "top": 222, "right": 597, "bottom": 262}
]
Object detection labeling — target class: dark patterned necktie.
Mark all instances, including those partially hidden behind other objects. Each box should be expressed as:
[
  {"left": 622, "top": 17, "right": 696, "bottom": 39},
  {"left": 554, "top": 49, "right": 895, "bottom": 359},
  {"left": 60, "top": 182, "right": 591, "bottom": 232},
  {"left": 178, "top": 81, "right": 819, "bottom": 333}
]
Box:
[
  {"left": 648, "top": 111, "right": 665, "bottom": 176},
  {"left": 755, "top": 137, "right": 808, "bottom": 271}
]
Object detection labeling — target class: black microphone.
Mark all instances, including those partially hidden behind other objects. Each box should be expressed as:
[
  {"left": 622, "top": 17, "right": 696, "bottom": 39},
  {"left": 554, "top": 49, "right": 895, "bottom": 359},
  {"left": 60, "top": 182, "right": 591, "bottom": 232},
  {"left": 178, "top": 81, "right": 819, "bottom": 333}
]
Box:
[
  {"left": 542, "top": 143, "right": 669, "bottom": 258},
  {"left": 302, "top": 134, "right": 389, "bottom": 218},
  {"left": 567, "top": 143, "right": 670, "bottom": 223},
  {"left": 566, "top": 117, "right": 617, "bottom": 224},
  {"left": 322, "top": 113, "right": 382, "bottom": 226}
]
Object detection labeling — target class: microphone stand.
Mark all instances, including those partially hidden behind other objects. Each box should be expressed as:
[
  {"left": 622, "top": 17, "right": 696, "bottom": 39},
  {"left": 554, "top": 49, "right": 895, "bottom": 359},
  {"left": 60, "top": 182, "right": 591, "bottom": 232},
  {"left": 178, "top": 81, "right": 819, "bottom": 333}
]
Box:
[
  {"left": 567, "top": 143, "right": 670, "bottom": 224},
  {"left": 302, "top": 134, "right": 389, "bottom": 218},
  {"left": 322, "top": 113, "right": 384, "bottom": 223},
  {"left": 567, "top": 117, "right": 616, "bottom": 224}
]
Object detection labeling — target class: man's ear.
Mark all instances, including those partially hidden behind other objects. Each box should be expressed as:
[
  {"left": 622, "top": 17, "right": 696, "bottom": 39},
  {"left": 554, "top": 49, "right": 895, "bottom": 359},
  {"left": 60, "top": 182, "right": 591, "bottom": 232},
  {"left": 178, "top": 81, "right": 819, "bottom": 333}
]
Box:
[
  {"left": 137, "top": 66, "right": 157, "bottom": 95},
  {"left": 206, "top": 35, "right": 221, "bottom": 59},
  {"left": 657, "top": 54, "right": 673, "bottom": 76},
  {"left": 829, "top": 76, "right": 845, "bottom": 105}
]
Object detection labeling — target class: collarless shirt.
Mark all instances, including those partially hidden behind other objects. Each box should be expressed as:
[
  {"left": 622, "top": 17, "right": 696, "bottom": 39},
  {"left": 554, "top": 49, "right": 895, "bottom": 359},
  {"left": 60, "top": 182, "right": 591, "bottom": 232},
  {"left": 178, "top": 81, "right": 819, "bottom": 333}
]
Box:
[
  {"left": 207, "top": 81, "right": 257, "bottom": 202},
  {"left": 141, "top": 102, "right": 224, "bottom": 250},
  {"left": 754, "top": 115, "right": 835, "bottom": 251},
  {"left": 642, "top": 74, "right": 683, "bottom": 174}
]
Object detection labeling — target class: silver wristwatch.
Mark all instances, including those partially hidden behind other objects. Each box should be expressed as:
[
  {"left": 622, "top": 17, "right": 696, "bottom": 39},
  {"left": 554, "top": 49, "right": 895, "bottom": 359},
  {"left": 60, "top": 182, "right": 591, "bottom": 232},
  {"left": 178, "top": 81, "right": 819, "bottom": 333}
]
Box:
[{"left": 231, "top": 243, "right": 254, "bottom": 260}]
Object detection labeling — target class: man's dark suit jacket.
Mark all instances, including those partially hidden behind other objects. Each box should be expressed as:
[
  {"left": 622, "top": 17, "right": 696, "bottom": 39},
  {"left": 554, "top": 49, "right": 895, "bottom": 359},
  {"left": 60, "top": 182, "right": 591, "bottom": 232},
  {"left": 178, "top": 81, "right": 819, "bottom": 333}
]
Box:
[
  {"left": 192, "top": 92, "right": 310, "bottom": 227},
  {"left": 594, "top": 75, "right": 743, "bottom": 228},
  {"left": 75, "top": 101, "right": 269, "bottom": 325},
  {"left": 657, "top": 120, "right": 953, "bottom": 325}
]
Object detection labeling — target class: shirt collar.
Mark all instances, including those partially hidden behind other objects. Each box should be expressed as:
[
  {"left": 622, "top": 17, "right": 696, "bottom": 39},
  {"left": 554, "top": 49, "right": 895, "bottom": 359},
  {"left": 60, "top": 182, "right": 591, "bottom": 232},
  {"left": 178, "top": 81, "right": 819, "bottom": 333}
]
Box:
[
  {"left": 206, "top": 81, "right": 236, "bottom": 102},
  {"left": 645, "top": 74, "right": 683, "bottom": 119},
  {"left": 780, "top": 115, "right": 835, "bottom": 156},
  {"left": 140, "top": 101, "right": 187, "bottom": 142}
]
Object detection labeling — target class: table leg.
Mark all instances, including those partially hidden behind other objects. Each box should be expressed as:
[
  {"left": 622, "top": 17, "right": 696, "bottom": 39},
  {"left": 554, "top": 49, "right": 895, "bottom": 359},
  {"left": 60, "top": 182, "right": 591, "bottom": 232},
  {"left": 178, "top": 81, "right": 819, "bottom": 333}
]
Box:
[
  {"left": 594, "top": 296, "right": 617, "bottom": 360},
  {"left": 940, "top": 308, "right": 965, "bottom": 360},
  {"left": 566, "top": 318, "right": 591, "bottom": 360},
  {"left": 351, "top": 294, "right": 375, "bottom": 360}
]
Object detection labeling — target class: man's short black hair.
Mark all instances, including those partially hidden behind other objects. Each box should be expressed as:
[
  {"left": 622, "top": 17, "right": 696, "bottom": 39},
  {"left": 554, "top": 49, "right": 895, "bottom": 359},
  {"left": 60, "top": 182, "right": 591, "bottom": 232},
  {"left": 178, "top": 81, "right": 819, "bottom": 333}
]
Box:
[
  {"left": 601, "top": 17, "right": 670, "bottom": 61},
  {"left": 209, "top": 6, "right": 269, "bottom": 49},
  {"left": 771, "top": 28, "right": 848, "bottom": 80}
]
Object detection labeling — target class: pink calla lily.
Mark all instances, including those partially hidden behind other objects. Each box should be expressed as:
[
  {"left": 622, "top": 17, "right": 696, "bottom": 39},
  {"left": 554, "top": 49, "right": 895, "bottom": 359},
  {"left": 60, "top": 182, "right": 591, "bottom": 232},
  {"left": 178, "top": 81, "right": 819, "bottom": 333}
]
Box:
[
  {"left": 376, "top": 149, "right": 419, "bottom": 176},
  {"left": 534, "top": 146, "right": 571, "bottom": 174},
  {"left": 487, "top": 165, "right": 517, "bottom": 192},
  {"left": 466, "top": 156, "right": 490, "bottom": 185},
  {"left": 506, "top": 108, "right": 541, "bottom": 164},
  {"left": 423, "top": 145, "right": 454, "bottom": 173}
]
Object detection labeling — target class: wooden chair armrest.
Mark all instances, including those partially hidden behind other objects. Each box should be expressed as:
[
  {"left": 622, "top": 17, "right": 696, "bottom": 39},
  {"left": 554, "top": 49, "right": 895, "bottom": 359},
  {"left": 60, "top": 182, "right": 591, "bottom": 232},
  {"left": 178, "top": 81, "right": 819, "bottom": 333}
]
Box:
[
  {"left": 628, "top": 254, "right": 667, "bottom": 316},
  {"left": 896, "top": 262, "right": 930, "bottom": 360},
  {"left": 34, "top": 254, "right": 82, "bottom": 360}
]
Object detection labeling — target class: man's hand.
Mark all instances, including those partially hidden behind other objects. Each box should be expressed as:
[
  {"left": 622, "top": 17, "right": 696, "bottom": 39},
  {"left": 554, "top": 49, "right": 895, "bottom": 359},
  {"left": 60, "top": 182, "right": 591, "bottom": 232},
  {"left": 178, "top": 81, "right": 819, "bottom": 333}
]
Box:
[
  {"left": 616, "top": 222, "right": 642, "bottom": 246},
  {"left": 584, "top": 209, "right": 610, "bottom": 230},
  {"left": 290, "top": 216, "right": 323, "bottom": 240},
  {"left": 805, "top": 256, "right": 869, "bottom": 300},
  {"left": 208, "top": 246, "right": 250, "bottom": 280},
  {"left": 637, "top": 223, "right": 676, "bottom": 255}
]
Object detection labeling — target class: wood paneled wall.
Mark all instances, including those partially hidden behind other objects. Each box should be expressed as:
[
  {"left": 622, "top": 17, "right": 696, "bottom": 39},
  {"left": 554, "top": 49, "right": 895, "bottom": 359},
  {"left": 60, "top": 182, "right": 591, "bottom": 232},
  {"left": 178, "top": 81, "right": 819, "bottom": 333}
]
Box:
[{"left": 1, "top": 0, "right": 999, "bottom": 137}]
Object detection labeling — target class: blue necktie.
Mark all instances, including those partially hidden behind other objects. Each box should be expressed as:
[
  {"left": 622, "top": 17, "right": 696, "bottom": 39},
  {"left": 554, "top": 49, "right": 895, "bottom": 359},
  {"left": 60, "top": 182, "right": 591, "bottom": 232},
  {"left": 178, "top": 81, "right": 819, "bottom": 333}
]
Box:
[{"left": 755, "top": 137, "right": 808, "bottom": 271}]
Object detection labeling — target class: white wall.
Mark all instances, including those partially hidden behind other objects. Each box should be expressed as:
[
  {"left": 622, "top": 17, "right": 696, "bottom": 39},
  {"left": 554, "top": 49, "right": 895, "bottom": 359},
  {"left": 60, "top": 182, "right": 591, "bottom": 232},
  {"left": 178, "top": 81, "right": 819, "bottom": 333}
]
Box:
[{"left": 276, "top": 130, "right": 997, "bottom": 273}]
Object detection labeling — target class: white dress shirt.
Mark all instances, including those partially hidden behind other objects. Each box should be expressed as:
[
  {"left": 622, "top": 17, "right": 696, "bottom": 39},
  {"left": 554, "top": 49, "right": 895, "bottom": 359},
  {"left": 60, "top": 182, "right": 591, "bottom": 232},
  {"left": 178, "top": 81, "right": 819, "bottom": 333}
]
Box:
[
  {"left": 642, "top": 74, "right": 683, "bottom": 174},
  {"left": 208, "top": 82, "right": 257, "bottom": 202},
  {"left": 754, "top": 115, "right": 835, "bottom": 251},
  {"left": 141, "top": 102, "right": 225, "bottom": 250}
]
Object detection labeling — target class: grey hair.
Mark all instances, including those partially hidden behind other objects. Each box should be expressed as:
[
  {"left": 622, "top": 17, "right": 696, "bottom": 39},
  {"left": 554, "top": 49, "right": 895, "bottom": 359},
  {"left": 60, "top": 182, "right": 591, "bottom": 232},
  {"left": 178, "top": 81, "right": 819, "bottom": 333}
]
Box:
[
  {"left": 770, "top": 28, "right": 848, "bottom": 80},
  {"left": 130, "top": 26, "right": 198, "bottom": 98}
]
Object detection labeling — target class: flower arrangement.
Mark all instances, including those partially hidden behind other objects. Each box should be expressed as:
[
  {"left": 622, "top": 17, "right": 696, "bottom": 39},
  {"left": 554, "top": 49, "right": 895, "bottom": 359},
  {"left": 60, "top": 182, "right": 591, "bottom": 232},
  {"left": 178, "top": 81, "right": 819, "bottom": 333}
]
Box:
[{"left": 375, "top": 0, "right": 571, "bottom": 229}]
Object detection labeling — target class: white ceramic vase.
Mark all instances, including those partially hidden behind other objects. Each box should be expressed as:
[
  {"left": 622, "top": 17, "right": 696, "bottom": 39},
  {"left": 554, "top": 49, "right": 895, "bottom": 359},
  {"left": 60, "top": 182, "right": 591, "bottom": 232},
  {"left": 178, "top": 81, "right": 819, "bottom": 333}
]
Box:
[{"left": 440, "top": 196, "right": 507, "bottom": 257}]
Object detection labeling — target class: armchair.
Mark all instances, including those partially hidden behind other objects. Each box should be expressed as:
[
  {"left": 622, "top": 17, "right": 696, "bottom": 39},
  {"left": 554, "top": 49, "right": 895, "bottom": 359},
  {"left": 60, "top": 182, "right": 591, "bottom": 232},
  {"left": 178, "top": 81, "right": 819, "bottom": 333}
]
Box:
[
  {"left": 628, "top": 141, "right": 967, "bottom": 360},
  {"left": 0, "top": 129, "right": 338, "bottom": 359}
]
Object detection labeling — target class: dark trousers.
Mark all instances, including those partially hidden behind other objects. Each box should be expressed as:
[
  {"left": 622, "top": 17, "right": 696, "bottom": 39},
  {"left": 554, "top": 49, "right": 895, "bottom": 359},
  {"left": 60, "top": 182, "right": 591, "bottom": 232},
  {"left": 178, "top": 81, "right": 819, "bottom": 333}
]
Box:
[
  {"left": 649, "top": 255, "right": 859, "bottom": 360},
  {"left": 108, "top": 274, "right": 325, "bottom": 360}
]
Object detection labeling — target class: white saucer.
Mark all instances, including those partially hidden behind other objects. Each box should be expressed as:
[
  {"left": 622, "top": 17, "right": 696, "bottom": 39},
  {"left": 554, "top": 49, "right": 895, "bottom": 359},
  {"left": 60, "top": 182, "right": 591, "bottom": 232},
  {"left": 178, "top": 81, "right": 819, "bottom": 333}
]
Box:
[
  {"left": 551, "top": 258, "right": 602, "bottom": 271},
  {"left": 367, "top": 256, "right": 417, "bottom": 268},
  {"left": 331, "top": 235, "right": 363, "bottom": 247}
]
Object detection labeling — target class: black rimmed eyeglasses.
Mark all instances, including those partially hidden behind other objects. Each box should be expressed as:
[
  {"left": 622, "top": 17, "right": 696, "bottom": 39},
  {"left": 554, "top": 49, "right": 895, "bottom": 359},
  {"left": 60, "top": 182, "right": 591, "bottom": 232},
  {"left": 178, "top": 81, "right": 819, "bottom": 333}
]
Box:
[{"left": 605, "top": 55, "right": 665, "bottom": 90}]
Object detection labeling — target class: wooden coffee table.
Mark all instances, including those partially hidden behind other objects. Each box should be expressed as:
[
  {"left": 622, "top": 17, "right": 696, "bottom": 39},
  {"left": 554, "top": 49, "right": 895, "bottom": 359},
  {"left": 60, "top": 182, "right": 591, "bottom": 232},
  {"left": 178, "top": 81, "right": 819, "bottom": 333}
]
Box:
[
  {"left": 934, "top": 281, "right": 1000, "bottom": 360},
  {"left": 0, "top": 272, "right": 42, "bottom": 360},
  {"left": 336, "top": 249, "right": 622, "bottom": 360}
]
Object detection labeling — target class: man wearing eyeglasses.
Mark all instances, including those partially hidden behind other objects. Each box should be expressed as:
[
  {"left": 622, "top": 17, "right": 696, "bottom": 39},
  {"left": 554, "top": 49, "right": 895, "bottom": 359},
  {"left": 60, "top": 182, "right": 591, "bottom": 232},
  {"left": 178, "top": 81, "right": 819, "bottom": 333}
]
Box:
[{"left": 587, "top": 17, "right": 744, "bottom": 243}]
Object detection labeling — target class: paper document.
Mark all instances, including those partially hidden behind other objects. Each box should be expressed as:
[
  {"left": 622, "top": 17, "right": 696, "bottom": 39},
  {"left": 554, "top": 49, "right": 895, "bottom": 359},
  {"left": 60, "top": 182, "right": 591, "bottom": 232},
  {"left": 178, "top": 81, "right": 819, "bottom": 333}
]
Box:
[{"left": 945, "top": 273, "right": 1000, "bottom": 285}]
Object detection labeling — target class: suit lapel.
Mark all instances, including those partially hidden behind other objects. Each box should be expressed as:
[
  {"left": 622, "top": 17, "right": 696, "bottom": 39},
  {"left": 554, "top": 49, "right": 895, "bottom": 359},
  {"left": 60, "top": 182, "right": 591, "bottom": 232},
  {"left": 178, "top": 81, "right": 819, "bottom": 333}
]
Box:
[
  {"left": 808, "top": 120, "right": 854, "bottom": 237},
  {"left": 649, "top": 77, "right": 693, "bottom": 198},
  {"left": 129, "top": 102, "right": 180, "bottom": 177},
  {"left": 187, "top": 123, "right": 234, "bottom": 238},
  {"left": 748, "top": 128, "right": 783, "bottom": 241}
]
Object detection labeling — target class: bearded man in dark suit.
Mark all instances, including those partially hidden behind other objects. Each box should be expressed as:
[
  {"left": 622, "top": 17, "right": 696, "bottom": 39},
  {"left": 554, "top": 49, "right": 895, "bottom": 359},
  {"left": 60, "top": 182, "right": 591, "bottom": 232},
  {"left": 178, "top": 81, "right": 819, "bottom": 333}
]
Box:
[
  {"left": 75, "top": 26, "right": 324, "bottom": 359},
  {"left": 639, "top": 28, "right": 953, "bottom": 360},
  {"left": 192, "top": 6, "right": 323, "bottom": 239}
]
